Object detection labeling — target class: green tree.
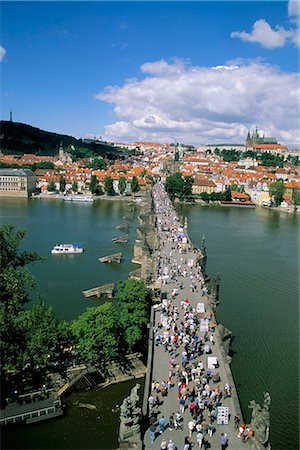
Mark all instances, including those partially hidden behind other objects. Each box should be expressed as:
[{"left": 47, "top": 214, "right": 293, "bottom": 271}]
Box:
[
  {"left": 165, "top": 172, "right": 185, "bottom": 199},
  {"left": 87, "top": 158, "right": 107, "bottom": 170},
  {"left": 90, "top": 175, "right": 99, "bottom": 194},
  {"left": 131, "top": 176, "right": 140, "bottom": 193},
  {"left": 222, "top": 188, "right": 232, "bottom": 201},
  {"left": 116, "top": 279, "right": 151, "bottom": 351},
  {"left": 72, "top": 303, "right": 119, "bottom": 363},
  {"left": 118, "top": 176, "right": 127, "bottom": 195},
  {"left": 259, "top": 152, "right": 284, "bottom": 168},
  {"left": 292, "top": 188, "right": 300, "bottom": 207},
  {"left": 35, "top": 161, "right": 55, "bottom": 170},
  {"left": 47, "top": 180, "right": 56, "bottom": 192},
  {"left": 72, "top": 180, "right": 78, "bottom": 193},
  {"left": 26, "top": 297, "right": 59, "bottom": 367},
  {"left": 59, "top": 176, "right": 66, "bottom": 193},
  {"left": 165, "top": 172, "right": 193, "bottom": 200},
  {"left": 243, "top": 150, "right": 257, "bottom": 159},
  {"left": 183, "top": 175, "right": 193, "bottom": 199},
  {"left": 104, "top": 176, "right": 115, "bottom": 195},
  {"left": 0, "top": 225, "right": 44, "bottom": 370},
  {"left": 220, "top": 149, "right": 241, "bottom": 162},
  {"left": 200, "top": 192, "right": 210, "bottom": 203},
  {"left": 269, "top": 180, "right": 285, "bottom": 206}
]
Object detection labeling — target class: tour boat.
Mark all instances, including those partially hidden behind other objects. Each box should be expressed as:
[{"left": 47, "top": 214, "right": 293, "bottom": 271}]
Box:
[
  {"left": 63, "top": 195, "right": 94, "bottom": 203},
  {"left": 51, "top": 244, "right": 84, "bottom": 254}
]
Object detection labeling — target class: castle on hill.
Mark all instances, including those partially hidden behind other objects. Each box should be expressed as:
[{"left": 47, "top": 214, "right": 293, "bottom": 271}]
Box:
[{"left": 246, "top": 127, "right": 277, "bottom": 147}]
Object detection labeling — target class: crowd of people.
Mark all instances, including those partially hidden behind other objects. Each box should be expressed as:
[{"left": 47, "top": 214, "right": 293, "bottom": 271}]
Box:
[{"left": 146, "top": 182, "right": 249, "bottom": 449}]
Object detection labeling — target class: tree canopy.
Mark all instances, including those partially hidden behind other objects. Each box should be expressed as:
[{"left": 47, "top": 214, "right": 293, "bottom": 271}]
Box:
[
  {"left": 104, "top": 175, "right": 115, "bottom": 195},
  {"left": 0, "top": 225, "right": 44, "bottom": 370},
  {"left": 269, "top": 180, "right": 285, "bottom": 206},
  {"left": 118, "top": 176, "right": 127, "bottom": 195},
  {"left": 115, "top": 279, "right": 151, "bottom": 351},
  {"left": 131, "top": 176, "right": 140, "bottom": 193},
  {"left": 59, "top": 175, "right": 66, "bottom": 193},
  {"left": 165, "top": 172, "right": 194, "bottom": 200},
  {"left": 72, "top": 303, "right": 119, "bottom": 363},
  {"left": 47, "top": 180, "right": 56, "bottom": 192}
]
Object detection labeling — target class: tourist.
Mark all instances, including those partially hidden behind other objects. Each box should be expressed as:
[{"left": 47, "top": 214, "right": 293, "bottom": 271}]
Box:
[
  {"left": 167, "top": 439, "right": 175, "bottom": 450},
  {"left": 202, "top": 436, "right": 210, "bottom": 450},
  {"left": 234, "top": 414, "right": 241, "bottom": 430},
  {"left": 179, "top": 397, "right": 186, "bottom": 414},
  {"left": 220, "top": 432, "right": 228, "bottom": 449},
  {"left": 197, "top": 432, "right": 203, "bottom": 449},
  {"left": 159, "top": 416, "right": 166, "bottom": 434},
  {"left": 188, "top": 419, "right": 195, "bottom": 438},
  {"left": 208, "top": 420, "right": 215, "bottom": 437},
  {"left": 148, "top": 394, "right": 155, "bottom": 411},
  {"left": 168, "top": 413, "right": 174, "bottom": 431},
  {"left": 149, "top": 424, "right": 156, "bottom": 444},
  {"left": 238, "top": 422, "right": 245, "bottom": 437},
  {"left": 160, "top": 438, "right": 168, "bottom": 449},
  {"left": 183, "top": 436, "right": 191, "bottom": 450}
]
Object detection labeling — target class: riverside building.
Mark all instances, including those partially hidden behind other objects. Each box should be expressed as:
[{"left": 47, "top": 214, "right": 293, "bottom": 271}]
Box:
[{"left": 0, "top": 168, "right": 36, "bottom": 197}]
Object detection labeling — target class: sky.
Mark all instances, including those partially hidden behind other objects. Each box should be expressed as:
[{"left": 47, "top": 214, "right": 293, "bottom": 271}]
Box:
[{"left": 1, "top": 1, "right": 299, "bottom": 147}]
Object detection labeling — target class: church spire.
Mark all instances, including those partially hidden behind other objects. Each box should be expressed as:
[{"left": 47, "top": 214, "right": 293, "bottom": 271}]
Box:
[{"left": 9, "top": 109, "right": 13, "bottom": 122}]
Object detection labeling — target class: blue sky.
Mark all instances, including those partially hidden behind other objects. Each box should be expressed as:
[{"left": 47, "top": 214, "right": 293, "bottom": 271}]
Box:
[{"left": 1, "top": 1, "right": 299, "bottom": 146}]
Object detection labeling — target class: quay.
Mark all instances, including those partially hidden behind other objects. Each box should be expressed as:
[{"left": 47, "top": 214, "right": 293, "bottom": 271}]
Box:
[
  {"left": 82, "top": 283, "right": 115, "bottom": 298},
  {"left": 99, "top": 253, "right": 122, "bottom": 264},
  {"left": 140, "top": 182, "right": 267, "bottom": 450}
]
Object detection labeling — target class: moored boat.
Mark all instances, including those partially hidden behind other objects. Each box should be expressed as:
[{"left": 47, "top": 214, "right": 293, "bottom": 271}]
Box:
[
  {"left": 51, "top": 244, "right": 84, "bottom": 254},
  {"left": 64, "top": 195, "right": 94, "bottom": 202}
]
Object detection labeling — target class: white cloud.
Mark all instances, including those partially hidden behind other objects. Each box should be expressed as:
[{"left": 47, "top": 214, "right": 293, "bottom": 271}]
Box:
[
  {"left": 231, "top": 19, "right": 293, "bottom": 49},
  {"left": 95, "top": 59, "right": 299, "bottom": 147},
  {"left": 288, "top": 0, "right": 300, "bottom": 19},
  {"left": 0, "top": 46, "right": 6, "bottom": 62},
  {"left": 231, "top": 1, "right": 300, "bottom": 49}
]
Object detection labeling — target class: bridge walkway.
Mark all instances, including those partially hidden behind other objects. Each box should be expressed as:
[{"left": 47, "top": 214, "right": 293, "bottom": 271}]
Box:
[{"left": 143, "top": 183, "right": 246, "bottom": 450}]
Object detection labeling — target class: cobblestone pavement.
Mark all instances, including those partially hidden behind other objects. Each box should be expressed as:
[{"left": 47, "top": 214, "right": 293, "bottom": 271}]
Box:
[{"left": 143, "top": 183, "right": 248, "bottom": 450}]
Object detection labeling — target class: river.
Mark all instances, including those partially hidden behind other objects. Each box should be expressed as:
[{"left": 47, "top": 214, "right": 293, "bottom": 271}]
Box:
[{"left": 0, "top": 198, "right": 299, "bottom": 450}]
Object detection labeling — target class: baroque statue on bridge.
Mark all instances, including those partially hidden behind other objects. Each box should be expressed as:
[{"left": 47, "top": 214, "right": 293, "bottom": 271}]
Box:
[{"left": 249, "top": 392, "right": 271, "bottom": 448}]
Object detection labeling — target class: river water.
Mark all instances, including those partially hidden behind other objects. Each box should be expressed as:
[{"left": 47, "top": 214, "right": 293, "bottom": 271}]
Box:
[{"left": 0, "top": 198, "right": 299, "bottom": 450}]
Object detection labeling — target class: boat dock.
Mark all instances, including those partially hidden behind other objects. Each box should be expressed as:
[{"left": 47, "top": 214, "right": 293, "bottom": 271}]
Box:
[
  {"left": 82, "top": 283, "right": 114, "bottom": 298},
  {"left": 112, "top": 234, "right": 128, "bottom": 243},
  {"left": 99, "top": 253, "right": 122, "bottom": 263}
]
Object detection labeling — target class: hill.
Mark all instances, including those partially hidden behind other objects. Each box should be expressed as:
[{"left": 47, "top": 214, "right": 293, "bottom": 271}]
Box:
[{"left": 0, "top": 121, "right": 122, "bottom": 159}]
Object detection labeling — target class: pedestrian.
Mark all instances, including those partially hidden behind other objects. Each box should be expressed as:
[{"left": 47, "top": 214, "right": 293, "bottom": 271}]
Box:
[
  {"left": 150, "top": 424, "right": 156, "bottom": 444},
  {"left": 220, "top": 432, "right": 228, "bottom": 450},
  {"left": 160, "top": 438, "right": 168, "bottom": 450},
  {"left": 180, "top": 397, "right": 186, "bottom": 414},
  {"left": 159, "top": 416, "right": 166, "bottom": 434},
  {"left": 167, "top": 439, "right": 175, "bottom": 450},
  {"left": 202, "top": 437, "right": 209, "bottom": 450},
  {"left": 188, "top": 419, "right": 195, "bottom": 438},
  {"left": 168, "top": 413, "right": 174, "bottom": 431},
  {"left": 234, "top": 414, "right": 241, "bottom": 430},
  {"left": 183, "top": 436, "right": 191, "bottom": 450},
  {"left": 238, "top": 422, "right": 245, "bottom": 437},
  {"left": 208, "top": 420, "right": 215, "bottom": 437},
  {"left": 196, "top": 431, "right": 203, "bottom": 449},
  {"left": 148, "top": 395, "right": 155, "bottom": 411}
]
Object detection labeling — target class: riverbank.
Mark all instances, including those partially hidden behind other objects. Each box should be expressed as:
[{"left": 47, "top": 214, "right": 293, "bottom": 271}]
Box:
[{"left": 32, "top": 193, "right": 139, "bottom": 201}]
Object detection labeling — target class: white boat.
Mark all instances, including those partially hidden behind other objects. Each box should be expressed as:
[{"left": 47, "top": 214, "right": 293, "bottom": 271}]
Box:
[
  {"left": 51, "top": 244, "right": 84, "bottom": 254},
  {"left": 64, "top": 195, "right": 94, "bottom": 203}
]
